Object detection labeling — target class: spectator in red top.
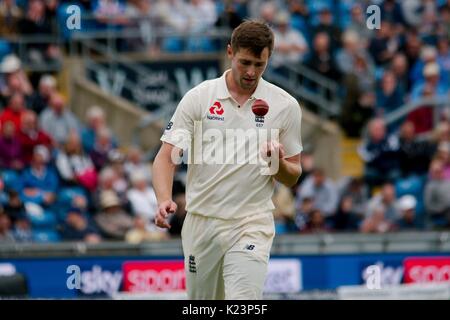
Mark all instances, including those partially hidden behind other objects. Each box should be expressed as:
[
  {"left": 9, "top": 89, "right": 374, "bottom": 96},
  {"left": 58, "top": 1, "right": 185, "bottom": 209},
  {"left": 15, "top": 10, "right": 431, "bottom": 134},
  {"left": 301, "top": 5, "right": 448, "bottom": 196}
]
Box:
[
  {"left": 17, "top": 110, "right": 53, "bottom": 165},
  {"left": 0, "top": 120, "right": 24, "bottom": 170},
  {"left": 0, "top": 92, "right": 27, "bottom": 132}
]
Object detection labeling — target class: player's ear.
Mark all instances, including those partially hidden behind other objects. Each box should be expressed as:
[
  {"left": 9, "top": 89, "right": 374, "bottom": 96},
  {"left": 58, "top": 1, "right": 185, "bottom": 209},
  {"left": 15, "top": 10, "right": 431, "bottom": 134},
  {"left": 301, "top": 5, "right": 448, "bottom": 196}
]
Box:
[{"left": 227, "top": 44, "right": 233, "bottom": 58}]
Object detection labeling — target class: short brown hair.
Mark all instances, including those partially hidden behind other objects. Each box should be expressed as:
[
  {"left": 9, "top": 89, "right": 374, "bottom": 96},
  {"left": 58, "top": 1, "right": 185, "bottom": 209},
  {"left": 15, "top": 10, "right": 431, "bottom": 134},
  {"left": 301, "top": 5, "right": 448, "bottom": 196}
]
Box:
[{"left": 230, "top": 20, "right": 274, "bottom": 58}]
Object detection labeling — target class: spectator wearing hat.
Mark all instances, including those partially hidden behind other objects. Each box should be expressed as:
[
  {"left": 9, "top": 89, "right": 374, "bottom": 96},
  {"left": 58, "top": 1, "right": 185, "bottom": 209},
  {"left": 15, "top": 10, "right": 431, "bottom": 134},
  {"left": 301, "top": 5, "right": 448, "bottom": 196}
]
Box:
[
  {"left": 0, "top": 120, "right": 24, "bottom": 170},
  {"left": 39, "top": 92, "right": 81, "bottom": 147},
  {"left": 21, "top": 145, "right": 59, "bottom": 207},
  {"left": 94, "top": 190, "right": 135, "bottom": 240},
  {"left": 17, "top": 110, "right": 53, "bottom": 166},
  {"left": 395, "top": 194, "right": 420, "bottom": 230},
  {"left": 0, "top": 54, "right": 33, "bottom": 106},
  {"left": 271, "top": 11, "right": 308, "bottom": 70},
  {"left": 60, "top": 208, "right": 101, "bottom": 243},
  {"left": 410, "top": 62, "right": 448, "bottom": 102}
]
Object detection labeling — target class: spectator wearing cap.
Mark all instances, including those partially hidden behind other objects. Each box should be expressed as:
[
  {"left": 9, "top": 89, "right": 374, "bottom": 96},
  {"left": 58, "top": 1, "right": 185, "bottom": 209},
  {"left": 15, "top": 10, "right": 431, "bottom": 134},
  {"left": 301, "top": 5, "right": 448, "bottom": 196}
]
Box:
[
  {"left": 39, "top": 92, "right": 81, "bottom": 147},
  {"left": 55, "top": 132, "right": 98, "bottom": 191},
  {"left": 271, "top": 11, "right": 308, "bottom": 70},
  {"left": 295, "top": 168, "right": 338, "bottom": 218},
  {"left": 358, "top": 118, "right": 401, "bottom": 189},
  {"left": 410, "top": 46, "right": 448, "bottom": 87},
  {"left": 0, "top": 120, "right": 24, "bottom": 170},
  {"left": 94, "top": 190, "right": 135, "bottom": 240},
  {"left": 21, "top": 145, "right": 59, "bottom": 207},
  {"left": 424, "top": 158, "right": 450, "bottom": 228},
  {"left": 29, "top": 74, "right": 57, "bottom": 115},
  {"left": 59, "top": 208, "right": 102, "bottom": 243},
  {"left": 17, "top": 110, "right": 53, "bottom": 166},
  {"left": 395, "top": 194, "right": 421, "bottom": 230},
  {"left": 0, "top": 54, "right": 33, "bottom": 106},
  {"left": 410, "top": 62, "right": 448, "bottom": 102}
]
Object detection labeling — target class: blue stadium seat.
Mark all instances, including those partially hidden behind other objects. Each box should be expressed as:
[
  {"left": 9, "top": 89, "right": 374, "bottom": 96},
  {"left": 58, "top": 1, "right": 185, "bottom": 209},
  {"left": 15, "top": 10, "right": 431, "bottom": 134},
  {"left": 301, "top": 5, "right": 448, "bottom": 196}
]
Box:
[
  {"left": 32, "top": 230, "right": 61, "bottom": 243},
  {"left": 1, "top": 170, "right": 22, "bottom": 192}
]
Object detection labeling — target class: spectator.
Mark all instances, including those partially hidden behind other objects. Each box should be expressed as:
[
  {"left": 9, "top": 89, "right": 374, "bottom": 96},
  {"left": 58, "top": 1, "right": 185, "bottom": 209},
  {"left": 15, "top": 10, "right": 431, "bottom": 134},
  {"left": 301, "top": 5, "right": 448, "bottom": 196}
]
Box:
[
  {"left": 107, "top": 149, "right": 130, "bottom": 202},
  {"left": 346, "top": 3, "right": 372, "bottom": 47},
  {"left": 337, "top": 176, "right": 369, "bottom": 217},
  {"left": 18, "top": 0, "right": 60, "bottom": 64},
  {"left": 17, "top": 110, "right": 53, "bottom": 166},
  {"left": 60, "top": 208, "right": 102, "bottom": 243},
  {"left": 0, "top": 121, "right": 24, "bottom": 170},
  {"left": 395, "top": 194, "right": 420, "bottom": 230},
  {"left": 0, "top": 92, "right": 27, "bottom": 132},
  {"left": 3, "top": 190, "right": 26, "bottom": 223},
  {"left": 271, "top": 11, "right": 308, "bottom": 69},
  {"left": 332, "top": 195, "right": 362, "bottom": 231},
  {"left": 379, "top": 0, "right": 407, "bottom": 30},
  {"left": 89, "top": 127, "right": 116, "bottom": 171},
  {"left": 296, "top": 168, "right": 338, "bottom": 218},
  {"left": 11, "top": 212, "right": 32, "bottom": 242},
  {"left": 425, "top": 158, "right": 450, "bottom": 228},
  {"left": 81, "top": 105, "right": 117, "bottom": 154},
  {"left": 305, "top": 32, "right": 341, "bottom": 82},
  {"left": 375, "top": 70, "right": 404, "bottom": 116},
  {"left": 303, "top": 209, "right": 330, "bottom": 234},
  {"left": 95, "top": 166, "right": 128, "bottom": 210},
  {"left": 367, "top": 182, "right": 399, "bottom": 223},
  {"left": 358, "top": 118, "right": 401, "bottom": 189},
  {"left": 39, "top": 92, "right": 81, "bottom": 146},
  {"left": 29, "top": 74, "right": 57, "bottom": 115},
  {"left": 21, "top": 145, "right": 58, "bottom": 207},
  {"left": 55, "top": 132, "right": 98, "bottom": 191},
  {"left": 389, "top": 53, "right": 411, "bottom": 93},
  {"left": 124, "top": 146, "right": 151, "bottom": 182},
  {"left": 215, "top": 0, "right": 243, "bottom": 30},
  {"left": 94, "top": 190, "right": 135, "bottom": 240},
  {"left": 434, "top": 141, "right": 450, "bottom": 180},
  {"left": 294, "top": 196, "right": 314, "bottom": 232},
  {"left": 369, "top": 20, "right": 400, "bottom": 66},
  {"left": 360, "top": 204, "right": 395, "bottom": 234},
  {"left": 398, "top": 120, "right": 434, "bottom": 177},
  {"left": 312, "top": 6, "right": 341, "bottom": 52},
  {"left": 0, "top": 210, "right": 14, "bottom": 242},
  {"left": 126, "top": 169, "right": 159, "bottom": 232},
  {"left": 0, "top": 0, "right": 23, "bottom": 36},
  {"left": 410, "top": 46, "right": 447, "bottom": 87},
  {"left": 0, "top": 54, "right": 33, "bottom": 106}
]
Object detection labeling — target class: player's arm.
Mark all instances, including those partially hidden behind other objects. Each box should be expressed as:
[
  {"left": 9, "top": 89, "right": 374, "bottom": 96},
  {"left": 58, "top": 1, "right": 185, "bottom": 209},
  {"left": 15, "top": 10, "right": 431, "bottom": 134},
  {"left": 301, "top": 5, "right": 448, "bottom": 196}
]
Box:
[
  {"left": 274, "top": 153, "right": 302, "bottom": 187},
  {"left": 152, "top": 142, "right": 182, "bottom": 228}
]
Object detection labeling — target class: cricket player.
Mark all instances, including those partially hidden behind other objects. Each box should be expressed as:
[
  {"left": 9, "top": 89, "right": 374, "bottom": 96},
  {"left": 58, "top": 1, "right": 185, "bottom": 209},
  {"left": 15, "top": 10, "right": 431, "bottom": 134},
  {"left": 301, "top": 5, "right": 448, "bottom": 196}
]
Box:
[{"left": 152, "top": 20, "right": 303, "bottom": 299}]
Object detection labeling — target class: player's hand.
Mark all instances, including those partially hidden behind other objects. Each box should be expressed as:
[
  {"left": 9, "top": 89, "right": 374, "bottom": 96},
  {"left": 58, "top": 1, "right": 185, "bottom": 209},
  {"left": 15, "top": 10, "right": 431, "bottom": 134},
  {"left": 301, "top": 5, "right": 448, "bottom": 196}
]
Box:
[
  {"left": 155, "top": 200, "right": 177, "bottom": 229},
  {"left": 260, "top": 140, "right": 285, "bottom": 160}
]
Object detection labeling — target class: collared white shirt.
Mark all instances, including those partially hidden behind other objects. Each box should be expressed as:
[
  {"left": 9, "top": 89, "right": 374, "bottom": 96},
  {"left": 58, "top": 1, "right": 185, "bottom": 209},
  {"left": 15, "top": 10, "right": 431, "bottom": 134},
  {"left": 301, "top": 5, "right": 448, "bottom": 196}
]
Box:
[{"left": 161, "top": 70, "right": 302, "bottom": 220}]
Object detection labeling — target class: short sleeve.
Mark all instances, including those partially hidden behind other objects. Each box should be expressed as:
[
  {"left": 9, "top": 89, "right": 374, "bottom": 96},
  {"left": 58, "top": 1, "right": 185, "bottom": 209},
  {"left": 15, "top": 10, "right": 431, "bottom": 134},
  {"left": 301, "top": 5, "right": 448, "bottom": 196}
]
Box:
[
  {"left": 279, "top": 101, "right": 303, "bottom": 158},
  {"left": 160, "top": 88, "right": 199, "bottom": 150}
]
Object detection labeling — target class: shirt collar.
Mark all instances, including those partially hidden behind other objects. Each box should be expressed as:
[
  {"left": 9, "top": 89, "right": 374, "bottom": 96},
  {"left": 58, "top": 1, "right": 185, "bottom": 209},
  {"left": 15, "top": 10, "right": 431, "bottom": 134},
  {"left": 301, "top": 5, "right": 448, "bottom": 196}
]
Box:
[{"left": 217, "top": 69, "right": 267, "bottom": 101}]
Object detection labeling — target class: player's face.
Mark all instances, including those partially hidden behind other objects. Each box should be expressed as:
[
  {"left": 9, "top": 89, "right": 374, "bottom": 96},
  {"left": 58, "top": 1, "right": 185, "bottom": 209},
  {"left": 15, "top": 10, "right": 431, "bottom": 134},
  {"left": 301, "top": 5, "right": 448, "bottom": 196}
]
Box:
[{"left": 228, "top": 46, "right": 269, "bottom": 91}]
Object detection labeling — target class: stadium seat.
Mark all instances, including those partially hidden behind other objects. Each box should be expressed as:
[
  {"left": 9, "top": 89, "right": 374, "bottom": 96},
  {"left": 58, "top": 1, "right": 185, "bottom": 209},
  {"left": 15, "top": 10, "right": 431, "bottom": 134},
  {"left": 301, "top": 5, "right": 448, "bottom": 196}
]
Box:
[
  {"left": 25, "top": 203, "right": 57, "bottom": 229},
  {"left": 32, "top": 230, "right": 61, "bottom": 243},
  {"left": 1, "top": 170, "right": 22, "bottom": 192}
]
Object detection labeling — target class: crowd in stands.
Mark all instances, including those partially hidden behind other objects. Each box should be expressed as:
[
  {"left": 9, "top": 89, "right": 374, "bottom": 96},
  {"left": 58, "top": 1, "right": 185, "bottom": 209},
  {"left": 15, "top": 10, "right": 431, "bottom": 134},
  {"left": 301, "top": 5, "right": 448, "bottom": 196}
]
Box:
[{"left": 1, "top": 0, "right": 450, "bottom": 243}]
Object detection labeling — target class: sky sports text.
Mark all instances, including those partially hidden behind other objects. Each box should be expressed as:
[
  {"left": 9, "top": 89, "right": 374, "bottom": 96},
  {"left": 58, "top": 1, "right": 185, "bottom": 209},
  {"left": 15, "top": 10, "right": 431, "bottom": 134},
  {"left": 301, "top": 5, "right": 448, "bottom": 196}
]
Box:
[{"left": 168, "top": 123, "right": 281, "bottom": 175}]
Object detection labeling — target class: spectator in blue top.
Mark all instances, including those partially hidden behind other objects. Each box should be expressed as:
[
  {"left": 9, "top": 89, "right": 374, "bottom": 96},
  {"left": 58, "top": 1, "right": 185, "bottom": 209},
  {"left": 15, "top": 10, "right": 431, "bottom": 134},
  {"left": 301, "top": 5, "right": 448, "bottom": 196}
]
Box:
[
  {"left": 375, "top": 70, "right": 405, "bottom": 116},
  {"left": 21, "top": 145, "right": 59, "bottom": 206}
]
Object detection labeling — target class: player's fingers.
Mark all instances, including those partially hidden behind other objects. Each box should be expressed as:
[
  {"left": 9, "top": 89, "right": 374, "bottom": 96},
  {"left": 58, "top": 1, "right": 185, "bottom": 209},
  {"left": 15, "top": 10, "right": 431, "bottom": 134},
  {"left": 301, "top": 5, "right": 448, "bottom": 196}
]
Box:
[{"left": 169, "top": 202, "right": 178, "bottom": 214}]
